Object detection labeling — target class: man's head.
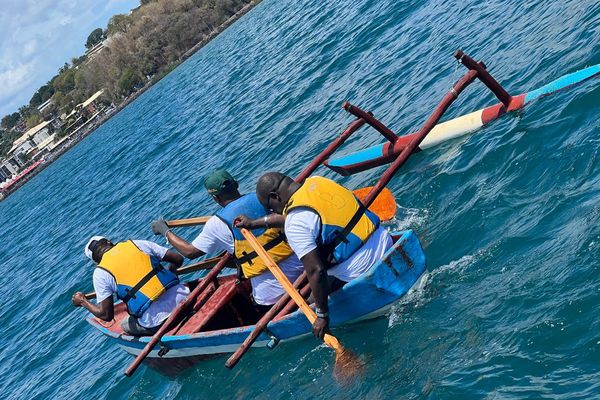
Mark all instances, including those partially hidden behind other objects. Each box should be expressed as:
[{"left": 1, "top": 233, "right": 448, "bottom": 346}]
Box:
[
  {"left": 256, "top": 172, "right": 296, "bottom": 214},
  {"left": 84, "top": 236, "right": 114, "bottom": 264},
  {"left": 204, "top": 169, "right": 241, "bottom": 207}
]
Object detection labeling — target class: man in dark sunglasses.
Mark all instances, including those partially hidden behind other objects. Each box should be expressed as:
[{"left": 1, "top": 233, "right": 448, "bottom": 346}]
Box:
[
  {"left": 236, "top": 172, "right": 392, "bottom": 340},
  {"left": 150, "top": 169, "right": 303, "bottom": 313}
]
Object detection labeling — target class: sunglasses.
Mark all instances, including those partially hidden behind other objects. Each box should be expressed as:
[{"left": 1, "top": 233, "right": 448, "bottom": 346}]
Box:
[{"left": 266, "top": 175, "right": 286, "bottom": 212}]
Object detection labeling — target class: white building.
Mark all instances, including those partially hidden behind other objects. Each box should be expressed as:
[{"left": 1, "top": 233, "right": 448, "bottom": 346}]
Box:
[
  {"left": 0, "top": 159, "right": 19, "bottom": 180},
  {"left": 8, "top": 120, "right": 52, "bottom": 157},
  {"left": 37, "top": 98, "right": 55, "bottom": 114}
]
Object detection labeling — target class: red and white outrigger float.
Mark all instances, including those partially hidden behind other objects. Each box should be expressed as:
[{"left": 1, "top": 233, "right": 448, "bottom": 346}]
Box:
[
  {"left": 83, "top": 50, "right": 600, "bottom": 376},
  {"left": 325, "top": 50, "right": 600, "bottom": 175}
]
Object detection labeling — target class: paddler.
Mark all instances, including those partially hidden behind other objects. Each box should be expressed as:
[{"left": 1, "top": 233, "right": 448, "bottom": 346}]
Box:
[
  {"left": 71, "top": 236, "right": 189, "bottom": 336},
  {"left": 235, "top": 172, "right": 393, "bottom": 339},
  {"left": 150, "top": 169, "right": 303, "bottom": 313}
]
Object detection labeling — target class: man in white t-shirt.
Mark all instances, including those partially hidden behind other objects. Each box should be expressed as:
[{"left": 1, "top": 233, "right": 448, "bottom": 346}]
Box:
[
  {"left": 71, "top": 236, "right": 190, "bottom": 336},
  {"left": 150, "top": 169, "right": 303, "bottom": 312},
  {"left": 237, "top": 172, "right": 392, "bottom": 339}
]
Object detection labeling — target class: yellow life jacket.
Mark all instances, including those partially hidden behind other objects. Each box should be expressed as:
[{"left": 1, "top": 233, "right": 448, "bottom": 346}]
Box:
[
  {"left": 216, "top": 194, "right": 294, "bottom": 278},
  {"left": 283, "top": 176, "right": 379, "bottom": 266},
  {"left": 98, "top": 240, "right": 179, "bottom": 317}
]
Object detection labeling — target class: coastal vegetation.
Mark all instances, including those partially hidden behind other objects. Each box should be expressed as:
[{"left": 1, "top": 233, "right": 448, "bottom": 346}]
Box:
[{"left": 0, "top": 0, "right": 253, "bottom": 158}]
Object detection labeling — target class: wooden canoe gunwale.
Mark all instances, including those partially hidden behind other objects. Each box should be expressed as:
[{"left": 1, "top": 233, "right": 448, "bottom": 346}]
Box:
[{"left": 87, "top": 230, "right": 426, "bottom": 365}]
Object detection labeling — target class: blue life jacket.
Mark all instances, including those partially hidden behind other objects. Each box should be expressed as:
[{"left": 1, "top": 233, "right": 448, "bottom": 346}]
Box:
[{"left": 216, "top": 194, "right": 293, "bottom": 278}]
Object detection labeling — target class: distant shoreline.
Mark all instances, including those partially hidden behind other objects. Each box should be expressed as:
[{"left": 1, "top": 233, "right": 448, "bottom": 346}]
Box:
[{"left": 0, "top": 1, "right": 259, "bottom": 201}]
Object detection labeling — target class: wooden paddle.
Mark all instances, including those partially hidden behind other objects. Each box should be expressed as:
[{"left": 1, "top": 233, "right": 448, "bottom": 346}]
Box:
[
  {"left": 165, "top": 186, "right": 395, "bottom": 232},
  {"left": 225, "top": 272, "right": 308, "bottom": 369},
  {"left": 353, "top": 186, "right": 396, "bottom": 221},
  {"left": 166, "top": 216, "right": 211, "bottom": 228},
  {"left": 83, "top": 254, "right": 227, "bottom": 300},
  {"left": 240, "top": 229, "right": 362, "bottom": 382},
  {"left": 124, "top": 253, "right": 232, "bottom": 377}
]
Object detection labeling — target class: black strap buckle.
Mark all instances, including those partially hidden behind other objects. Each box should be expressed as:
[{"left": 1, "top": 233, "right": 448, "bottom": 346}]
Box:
[
  {"left": 236, "top": 231, "right": 286, "bottom": 265},
  {"left": 121, "top": 263, "right": 164, "bottom": 303}
]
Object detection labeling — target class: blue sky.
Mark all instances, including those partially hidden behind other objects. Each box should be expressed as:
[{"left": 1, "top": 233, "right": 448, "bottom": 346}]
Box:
[{"left": 0, "top": 0, "right": 140, "bottom": 118}]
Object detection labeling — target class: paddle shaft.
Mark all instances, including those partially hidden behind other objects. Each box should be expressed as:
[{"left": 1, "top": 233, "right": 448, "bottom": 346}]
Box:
[
  {"left": 124, "top": 254, "right": 231, "bottom": 377},
  {"left": 275, "top": 281, "right": 312, "bottom": 319},
  {"left": 240, "top": 229, "right": 344, "bottom": 351},
  {"left": 226, "top": 130, "right": 366, "bottom": 368},
  {"left": 166, "top": 216, "right": 211, "bottom": 227},
  {"left": 83, "top": 255, "right": 227, "bottom": 300},
  {"left": 225, "top": 271, "right": 307, "bottom": 369}
]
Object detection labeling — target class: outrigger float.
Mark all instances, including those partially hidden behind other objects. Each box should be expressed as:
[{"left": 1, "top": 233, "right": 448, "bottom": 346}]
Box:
[
  {"left": 85, "top": 50, "right": 600, "bottom": 376},
  {"left": 325, "top": 50, "right": 600, "bottom": 175}
]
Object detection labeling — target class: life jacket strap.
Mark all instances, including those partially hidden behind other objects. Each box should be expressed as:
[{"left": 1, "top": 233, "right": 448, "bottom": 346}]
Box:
[
  {"left": 121, "top": 263, "right": 165, "bottom": 303},
  {"left": 322, "top": 202, "right": 379, "bottom": 264},
  {"left": 235, "top": 232, "right": 286, "bottom": 266}
]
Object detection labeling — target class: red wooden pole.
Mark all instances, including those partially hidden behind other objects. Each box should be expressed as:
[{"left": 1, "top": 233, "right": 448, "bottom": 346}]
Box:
[
  {"left": 227, "top": 53, "right": 483, "bottom": 371},
  {"left": 342, "top": 102, "right": 398, "bottom": 143},
  {"left": 454, "top": 49, "right": 512, "bottom": 107},
  {"left": 124, "top": 254, "right": 232, "bottom": 377},
  {"left": 225, "top": 271, "right": 307, "bottom": 369},
  {"left": 296, "top": 117, "right": 365, "bottom": 182},
  {"left": 274, "top": 281, "right": 312, "bottom": 319},
  {"left": 360, "top": 69, "right": 479, "bottom": 208}
]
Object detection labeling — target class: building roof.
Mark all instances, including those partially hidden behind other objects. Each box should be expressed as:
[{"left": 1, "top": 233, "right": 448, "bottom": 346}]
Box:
[
  {"left": 84, "top": 41, "right": 106, "bottom": 59},
  {"left": 37, "top": 98, "right": 54, "bottom": 112},
  {"left": 33, "top": 133, "right": 56, "bottom": 151},
  {"left": 9, "top": 120, "right": 51, "bottom": 154},
  {"left": 79, "top": 89, "right": 105, "bottom": 108}
]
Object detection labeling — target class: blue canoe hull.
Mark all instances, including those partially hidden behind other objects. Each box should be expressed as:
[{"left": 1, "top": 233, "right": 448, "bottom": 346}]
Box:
[{"left": 88, "top": 230, "right": 426, "bottom": 365}]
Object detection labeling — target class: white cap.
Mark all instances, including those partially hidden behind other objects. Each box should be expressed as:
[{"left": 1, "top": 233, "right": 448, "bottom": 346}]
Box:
[{"left": 84, "top": 236, "right": 107, "bottom": 261}]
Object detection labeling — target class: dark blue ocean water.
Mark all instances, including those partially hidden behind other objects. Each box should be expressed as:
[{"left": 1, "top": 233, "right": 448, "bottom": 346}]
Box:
[{"left": 1, "top": 0, "right": 599, "bottom": 398}]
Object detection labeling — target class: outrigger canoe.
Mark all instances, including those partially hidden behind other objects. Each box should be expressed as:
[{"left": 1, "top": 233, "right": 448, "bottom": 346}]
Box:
[
  {"left": 82, "top": 49, "right": 599, "bottom": 376},
  {"left": 88, "top": 230, "right": 426, "bottom": 375}
]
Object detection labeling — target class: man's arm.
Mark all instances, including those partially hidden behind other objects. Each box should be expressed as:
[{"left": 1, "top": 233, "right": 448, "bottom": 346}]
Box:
[
  {"left": 234, "top": 214, "right": 285, "bottom": 229},
  {"left": 301, "top": 249, "right": 330, "bottom": 340},
  {"left": 162, "top": 249, "right": 184, "bottom": 272},
  {"left": 166, "top": 231, "right": 205, "bottom": 259},
  {"left": 150, "top": 219, "right": 206, "bottom": 259},
  {"left": 72, "top": 292, "right": 114, "bottom": 322}
]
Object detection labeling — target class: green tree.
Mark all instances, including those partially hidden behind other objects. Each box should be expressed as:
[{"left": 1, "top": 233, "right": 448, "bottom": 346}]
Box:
[
  {"left": 29, "top": 84, "right": 55, "bottom": 108},
  {"left": 52, "top": 69, "right": 76, "bottom": 93},
  {"left": 106, "top": 14, "right": 133, "bottom": 36},
  {"left": 1, "top": 112, "right": 21, "bottom": 130},
  {"left": 86, "top": 28, "right": 105, "bottom": 49},
  {"left": 19, "top": 105, "right": 32, "bottom": 119},
  {"left": 117, "top": 68, "right": 143, "bottom": 95},
  {"left": 71, "top": 55, "right": 88, "bottom": 67},
  {"left": 25, "top": 114, "right": 41, "bottom": 129}
]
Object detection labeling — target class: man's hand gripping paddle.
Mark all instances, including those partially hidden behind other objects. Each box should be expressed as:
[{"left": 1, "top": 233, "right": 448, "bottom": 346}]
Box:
[{"left": 240, "top": 229, "right": 363, "bottom": 383}]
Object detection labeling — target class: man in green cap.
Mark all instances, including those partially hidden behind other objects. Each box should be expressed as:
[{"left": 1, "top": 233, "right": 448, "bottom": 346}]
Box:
[{"left": 150, "top": 169, "right": 303, "bottom": 312}]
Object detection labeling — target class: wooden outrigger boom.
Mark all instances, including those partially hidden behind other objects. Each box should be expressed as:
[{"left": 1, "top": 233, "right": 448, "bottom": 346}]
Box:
[{"left": 325, "top": 50, "right": 600, "bottom": 175}]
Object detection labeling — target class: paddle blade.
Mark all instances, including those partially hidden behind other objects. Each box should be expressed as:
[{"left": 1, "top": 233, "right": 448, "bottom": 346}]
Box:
[
  {"left": 333, "top": 347, "right": 364, "bottom": 384},
  {"left": 353, "top": 186, "right": 397, "bottom": 222},
  {"left": 324, "top": 333, "right": 364, "bottom": 384}
]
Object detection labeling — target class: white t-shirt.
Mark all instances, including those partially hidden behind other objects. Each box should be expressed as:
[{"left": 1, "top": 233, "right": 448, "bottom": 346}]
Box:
[
  {"left": 285, "top": 209, "right": 392, "bottom": 282},
  {"left": 93, "top": 240, "right": 190, "bottom": 328},
  {"left": 191, "top": 216, "right": 303, "bottom": 305}
]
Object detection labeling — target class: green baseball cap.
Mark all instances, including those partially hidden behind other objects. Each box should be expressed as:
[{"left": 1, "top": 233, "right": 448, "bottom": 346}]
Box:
[{"left": 204, "top": 169, "right": 238, "bottom": 195}]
